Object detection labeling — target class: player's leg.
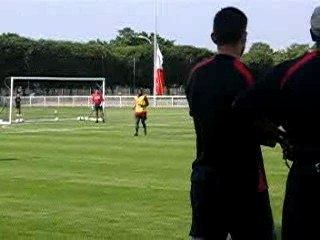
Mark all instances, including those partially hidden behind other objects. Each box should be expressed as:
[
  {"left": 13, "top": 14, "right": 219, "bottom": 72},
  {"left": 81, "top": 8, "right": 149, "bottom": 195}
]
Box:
[
  {"left": 141, "top": 116, "right": 147, "bottom": 135},
  {"left": 250, "top": 191, "right": 275, "bottom": 240},
  {"left": 134, "top": 116, "right": 140, "bottom": 136},
  {"left": 189, "top": 166, "right": 228, "bottom": 240},
  {"left": 16, "top": 106, "right": 21, "bottom": 120},
  {"left": 99, "top": 106, "right": 105, "bottom": 122},
  {"left": 18, "top": 106, "right": 22, "bottom": 120},
  {"left": 230, "top": 190, "right": 275, "bottom": 240},
  {"left": 282, "top": 162, "right": 320, "bottom": 240},
  {"left": 95, "top": 105, "right": 99, "bottom": 123}
]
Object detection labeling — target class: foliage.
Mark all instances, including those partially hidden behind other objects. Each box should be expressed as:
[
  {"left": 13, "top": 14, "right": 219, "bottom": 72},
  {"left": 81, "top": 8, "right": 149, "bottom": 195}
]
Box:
[
  {"left": 0, "top": 28, "right": 315, "bottom": 92},
  {"left": 242, "top": 42, "right": 274, "bottom": 77}
]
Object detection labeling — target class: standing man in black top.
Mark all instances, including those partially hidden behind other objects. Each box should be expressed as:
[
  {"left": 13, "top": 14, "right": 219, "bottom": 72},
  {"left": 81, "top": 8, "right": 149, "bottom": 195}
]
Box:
[
  {"left": 186, "top": 7, "right": 275, "bottom": 240},
  {"left": 233, "top": 6, "right": 320, "bottom": 240}
]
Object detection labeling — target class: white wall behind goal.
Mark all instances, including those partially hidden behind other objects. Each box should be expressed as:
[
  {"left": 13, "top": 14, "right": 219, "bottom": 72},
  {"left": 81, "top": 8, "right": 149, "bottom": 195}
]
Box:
[{"left": 18, "top": 96, "right": 188, "bottom": 108}]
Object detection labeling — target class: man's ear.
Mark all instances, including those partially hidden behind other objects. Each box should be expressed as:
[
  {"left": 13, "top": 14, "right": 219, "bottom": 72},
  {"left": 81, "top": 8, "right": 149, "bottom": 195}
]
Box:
[
  {"left": 240, "top": 31, "right": 247, "bottom": 45},
  {"left": 311, "top": 29, "right": 316, "bottom": 41},
  {"left": 211, "top": 32, "right": 217, "bottom": 44}
]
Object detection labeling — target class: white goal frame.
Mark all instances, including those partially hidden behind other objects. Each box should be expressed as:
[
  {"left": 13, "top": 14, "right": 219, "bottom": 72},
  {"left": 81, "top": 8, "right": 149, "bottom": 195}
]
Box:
[{"left": 4, "top": 76, "right": 105, "bottom": 124}]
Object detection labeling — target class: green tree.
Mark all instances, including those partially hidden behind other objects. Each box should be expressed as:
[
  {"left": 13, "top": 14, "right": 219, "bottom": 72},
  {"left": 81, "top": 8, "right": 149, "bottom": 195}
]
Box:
[
  {"left": 243, "top": 42, "right": 274, "bottom": 76},
  {"left": 285, "top": 44, "right": 310, "bottom": 59},
  {"left": 0, "top": 33, "right": 33, "bottom": 82},
  {"left": 273, "top": 49, "right": 288, "bottom": 65},
  {"left": 110, "top": 27, "right": 175, "bottom": 48}
]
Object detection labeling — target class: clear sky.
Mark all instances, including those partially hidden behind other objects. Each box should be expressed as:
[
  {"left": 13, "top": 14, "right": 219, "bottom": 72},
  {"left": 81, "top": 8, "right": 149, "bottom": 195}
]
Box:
[{"left": 0, "top": 0, "right": 319, "bottom": 51}]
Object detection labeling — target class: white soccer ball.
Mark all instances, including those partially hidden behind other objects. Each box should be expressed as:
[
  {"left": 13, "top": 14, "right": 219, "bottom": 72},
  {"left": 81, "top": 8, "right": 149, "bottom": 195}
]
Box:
[
  {"left": 15, "top": 119, "right": 19, "bottom": 123},
  {"left": 54, "top": 117, "right": 59, "bottom": 121}
]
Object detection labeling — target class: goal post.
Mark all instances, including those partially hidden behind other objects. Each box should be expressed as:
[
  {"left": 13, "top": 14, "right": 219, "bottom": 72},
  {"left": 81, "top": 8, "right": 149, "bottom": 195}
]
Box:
[{"left": 0, "top": 76, "right": 106, "bottom": 124}]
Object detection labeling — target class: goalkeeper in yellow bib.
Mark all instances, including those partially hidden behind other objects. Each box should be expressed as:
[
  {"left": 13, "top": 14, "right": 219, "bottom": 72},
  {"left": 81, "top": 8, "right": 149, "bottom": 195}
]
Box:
[{"left": 133, "top": 89, "right": 149, "bottom": 136}]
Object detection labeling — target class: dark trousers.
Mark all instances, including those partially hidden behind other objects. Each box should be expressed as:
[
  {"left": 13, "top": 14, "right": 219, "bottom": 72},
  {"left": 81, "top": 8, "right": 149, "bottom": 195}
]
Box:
[
  {"left": 190, "top": 166, "right": 275, "bottom": 240},
  {"left": 282, "top": 161, "right": 320, "bottom": 240},
  {"left": 94, "top": 105, "right": 104, "bottom": 121},
  {"left": 16, "top": 106, "right": 21, "bottom": 115},
  {"left": 135, "top": 114, "right": 147, "bottom": 134}
]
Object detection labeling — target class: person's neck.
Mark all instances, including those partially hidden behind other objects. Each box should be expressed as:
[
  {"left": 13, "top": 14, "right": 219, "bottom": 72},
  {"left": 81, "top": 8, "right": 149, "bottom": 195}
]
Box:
[{"left": 217, "top": 45, "right": 241, "bottom": 59}]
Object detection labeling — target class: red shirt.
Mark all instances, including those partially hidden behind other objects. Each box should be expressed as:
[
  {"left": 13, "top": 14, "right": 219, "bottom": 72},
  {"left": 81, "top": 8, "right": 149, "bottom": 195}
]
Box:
[{"left": 91, "top": 92, "right": 104, "bottom": 105}]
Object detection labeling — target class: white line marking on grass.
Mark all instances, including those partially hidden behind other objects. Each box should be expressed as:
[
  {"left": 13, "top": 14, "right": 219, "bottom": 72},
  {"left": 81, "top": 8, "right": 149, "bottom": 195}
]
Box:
[
  {"left": 8, "top": 175, "right": 188, "bottom": 192},
  {"left": 2, "top": 126, "right": 119, "bottom": 134},
  {"left": 64, "top": 178, "right": 189, "bottom": 192},
  {"left": 3, "top": 128, "right": 77, "bottom": 134},
  {"left": 121, "top": 122, "right": 189, "bottom": 127}
]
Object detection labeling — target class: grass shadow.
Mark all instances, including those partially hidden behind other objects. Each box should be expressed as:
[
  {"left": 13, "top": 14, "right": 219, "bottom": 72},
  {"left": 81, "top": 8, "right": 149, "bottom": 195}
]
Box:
[
  {"left": 0, "top": 158, "right": 19, "bottom": 161},
  {"left": 275, "top": 224, "right": 282, "bottom": 239}
]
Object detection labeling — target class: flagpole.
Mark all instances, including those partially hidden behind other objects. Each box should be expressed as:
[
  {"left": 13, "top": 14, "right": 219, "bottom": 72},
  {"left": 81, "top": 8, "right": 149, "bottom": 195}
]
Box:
[{"left": 153, "top": 0, "right": 158, "bottom": 97}]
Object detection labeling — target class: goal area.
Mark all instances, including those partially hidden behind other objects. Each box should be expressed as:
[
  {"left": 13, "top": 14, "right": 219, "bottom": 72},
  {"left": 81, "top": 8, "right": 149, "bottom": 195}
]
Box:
[{"left": 0, "top": 76, "right": 106, "bottom": 124}]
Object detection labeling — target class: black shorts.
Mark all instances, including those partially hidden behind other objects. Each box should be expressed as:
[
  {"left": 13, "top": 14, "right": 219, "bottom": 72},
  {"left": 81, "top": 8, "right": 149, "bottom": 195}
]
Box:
[
  {"left": 190, "top": 166, "right": 275, "bottom": 240},
  {"left": 94, "top": 105, "right": 103, "bottom": 111}
]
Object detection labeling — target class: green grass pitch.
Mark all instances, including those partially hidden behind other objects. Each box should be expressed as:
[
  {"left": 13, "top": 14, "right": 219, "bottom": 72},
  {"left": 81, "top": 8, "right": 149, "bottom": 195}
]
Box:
[{"left": 0, "top": 108, "right": 288, "bottom": 239}]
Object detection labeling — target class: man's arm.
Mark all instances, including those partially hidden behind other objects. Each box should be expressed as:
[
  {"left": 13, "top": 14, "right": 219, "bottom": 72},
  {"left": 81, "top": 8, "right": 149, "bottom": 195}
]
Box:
[
  {"left": 100, "top": 94, "right": 104, "bottom": 106},
  {"left": 233, "top": 66, "right": 285, "bottom": 147},
  {"left": 185, "top": 65, "right": 198, "bottom": 117},
  {"left": 144, "top": 96, "right": 149, "bottom": 107},
  {"left": 132, "top": 97, "right": 136, "bottom": 110}
]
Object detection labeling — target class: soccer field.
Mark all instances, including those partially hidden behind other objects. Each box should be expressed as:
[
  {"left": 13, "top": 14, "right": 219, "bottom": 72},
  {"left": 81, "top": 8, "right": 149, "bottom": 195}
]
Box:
[{"left": 0, "top": 108, "right": 288, "bottom": 239}]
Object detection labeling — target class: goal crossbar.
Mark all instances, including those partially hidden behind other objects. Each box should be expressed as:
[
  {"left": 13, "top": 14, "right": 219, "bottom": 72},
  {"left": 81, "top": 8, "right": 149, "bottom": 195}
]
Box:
[{"left": 9, "top": 76, "right": 105, "bottom": 81}]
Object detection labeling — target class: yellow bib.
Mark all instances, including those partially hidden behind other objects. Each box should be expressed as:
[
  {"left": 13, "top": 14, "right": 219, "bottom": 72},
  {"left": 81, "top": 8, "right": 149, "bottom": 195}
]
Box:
[{"left": 134, "top": 95, "right": 147, "bottom": 113}]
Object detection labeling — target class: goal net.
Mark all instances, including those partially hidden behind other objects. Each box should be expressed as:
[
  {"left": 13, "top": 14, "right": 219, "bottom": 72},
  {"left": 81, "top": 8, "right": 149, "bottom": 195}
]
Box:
[{"left": 0, "top": 76, "right": 105, "bottom": 124}]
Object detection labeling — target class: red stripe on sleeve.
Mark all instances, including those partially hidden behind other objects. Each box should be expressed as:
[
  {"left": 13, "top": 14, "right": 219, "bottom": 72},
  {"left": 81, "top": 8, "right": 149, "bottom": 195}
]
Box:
[
  {"left": 190, "top": 57, "right": 215, "bottom": 76},
  {"left": 280, "top": 51, "right": 318, "bottom": 89},
  {"left": 233, "top": 60, "right": 254, "bottom": 87}
]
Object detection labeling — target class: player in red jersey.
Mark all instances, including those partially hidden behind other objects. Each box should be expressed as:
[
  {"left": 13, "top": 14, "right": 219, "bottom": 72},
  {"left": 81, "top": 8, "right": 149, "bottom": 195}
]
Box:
[{"left": 91, "top": 88, "right": 105, "bottom": 123}]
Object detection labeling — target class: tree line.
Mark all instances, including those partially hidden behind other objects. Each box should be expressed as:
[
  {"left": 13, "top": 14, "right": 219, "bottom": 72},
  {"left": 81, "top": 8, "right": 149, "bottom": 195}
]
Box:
[{"left": 0, "top": 28, "right": 313, "bottom": 94}]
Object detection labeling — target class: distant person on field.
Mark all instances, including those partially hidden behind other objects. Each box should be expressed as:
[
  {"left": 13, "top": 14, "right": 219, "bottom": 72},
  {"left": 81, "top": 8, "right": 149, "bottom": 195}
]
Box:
[
  {"left": 91, "top": 88, "right": 105, "bottom": 123},
  {"left": 233, "top": 6, "right": 320, "bottom": 240},
  {"left": 133, "top": 88, "right": 149, "bottom": 136},
  {"left": 15, "top": 93, "right": 22, "bottom": 119},
  {"left": 186, "top": 7, "right": 275, "bottom": 240}
]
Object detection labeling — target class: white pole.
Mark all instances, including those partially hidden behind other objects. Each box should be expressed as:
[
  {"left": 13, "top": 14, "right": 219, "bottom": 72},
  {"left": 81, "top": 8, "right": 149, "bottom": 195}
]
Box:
[
  {"left": 9, "top": 77, "right": 14, "bottom": 124},
  {"left": 153, "top": 0, "right": 158, "bottom": 98},
  {"left": 102, "top": 78, "right": 106, "bottom": 110}
]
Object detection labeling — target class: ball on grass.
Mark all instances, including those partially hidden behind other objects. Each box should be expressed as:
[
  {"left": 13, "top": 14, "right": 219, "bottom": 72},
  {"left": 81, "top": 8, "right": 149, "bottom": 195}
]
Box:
[{"left": 77, "top": 116, "right": 85, "bottom": 121}]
